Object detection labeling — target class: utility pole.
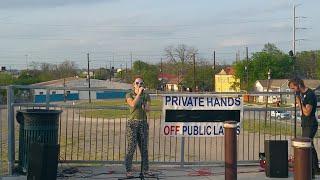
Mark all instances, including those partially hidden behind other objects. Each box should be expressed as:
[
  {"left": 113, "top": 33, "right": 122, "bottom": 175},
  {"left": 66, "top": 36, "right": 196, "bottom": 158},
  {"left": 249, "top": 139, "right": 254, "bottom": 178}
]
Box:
[
  {"left": 87, "top": 53, "right": 91, "bottom": 103},
  {"left": 193, "top": 53, "right": 196, "bottom": 91},
  {"left": 213, "top": 50, "right": 216, "bottom": 70},
  {"left": 293, "top": 4, "right": 307, "bottom": 55},
  {"left": 246, "top": 47, "right": 249, "bottom": 89},
  {"left": 264, "top": 69, "right": 271, "bottom": 141},
  {"left": 109, "top": 61, "right": 112, "bottom": 81}
]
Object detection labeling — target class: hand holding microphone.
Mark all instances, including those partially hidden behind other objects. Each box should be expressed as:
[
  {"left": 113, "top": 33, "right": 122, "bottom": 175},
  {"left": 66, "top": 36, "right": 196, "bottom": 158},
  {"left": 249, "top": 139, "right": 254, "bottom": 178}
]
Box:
[{"left": 138, "top": 86, "right": 145, "bottom": 95}]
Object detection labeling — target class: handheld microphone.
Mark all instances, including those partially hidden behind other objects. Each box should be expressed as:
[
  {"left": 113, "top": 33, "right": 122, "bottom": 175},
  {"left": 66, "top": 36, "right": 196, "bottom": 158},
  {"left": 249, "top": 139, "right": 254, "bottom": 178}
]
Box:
[{"left": 140, "top": 86, "right": 145, "bottom": 93}]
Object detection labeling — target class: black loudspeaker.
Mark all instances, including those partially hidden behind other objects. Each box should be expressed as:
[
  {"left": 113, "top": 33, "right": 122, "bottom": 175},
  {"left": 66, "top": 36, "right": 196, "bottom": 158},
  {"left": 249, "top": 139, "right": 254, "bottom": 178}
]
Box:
[
  {"left": 264, "top": 140, "right": 288, "bottom": 178},
  {"left": 27, "top": 143, "right": 60, "bottom": 180}
]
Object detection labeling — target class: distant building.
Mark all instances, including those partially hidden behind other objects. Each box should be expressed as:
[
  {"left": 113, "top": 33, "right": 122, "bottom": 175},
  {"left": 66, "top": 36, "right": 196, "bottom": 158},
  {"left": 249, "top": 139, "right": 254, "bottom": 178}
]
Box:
[
  {"left": 32, "top": 77, "right": 131, "bottom": 103},
  {"left": 158, "top": 73, "right": 183, "bottom": 91},
  {"left": 214, "top": 67, "right": 240, "bottom": 92},
  {"left": 254, "top": 79, "right": 320, "bottom": 104}
]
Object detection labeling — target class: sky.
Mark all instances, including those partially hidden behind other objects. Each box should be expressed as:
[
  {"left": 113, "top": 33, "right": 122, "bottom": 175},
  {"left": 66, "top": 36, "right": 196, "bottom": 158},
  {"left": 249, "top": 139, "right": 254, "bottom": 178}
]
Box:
[{"left": 0, "top": 0, "right": 319, "bottom": 69}]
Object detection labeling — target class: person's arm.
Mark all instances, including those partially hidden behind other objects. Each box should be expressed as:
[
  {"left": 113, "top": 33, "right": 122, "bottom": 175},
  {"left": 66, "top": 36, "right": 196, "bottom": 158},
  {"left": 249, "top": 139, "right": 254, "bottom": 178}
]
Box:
[
  {"left": 126, "top": 87, "right": 144, "bottom": 107},
  {"left": 143, "top": 94, "right": 151, "bottom": 112},
  {"left": 296, "top": 96, "right": 313, "bottom": 116}
]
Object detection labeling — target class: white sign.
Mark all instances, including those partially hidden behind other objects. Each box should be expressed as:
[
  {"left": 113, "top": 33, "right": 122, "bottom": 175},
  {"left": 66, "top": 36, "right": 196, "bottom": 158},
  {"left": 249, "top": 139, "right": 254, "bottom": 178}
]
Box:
[{"left": 162, "top": 94, "right": 243, "bottom": 137}]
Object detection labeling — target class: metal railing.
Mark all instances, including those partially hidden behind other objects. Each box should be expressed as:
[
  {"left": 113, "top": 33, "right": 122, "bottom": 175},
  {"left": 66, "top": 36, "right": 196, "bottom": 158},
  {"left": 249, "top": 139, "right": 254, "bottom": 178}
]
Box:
[{"left": 1, "top": 85, "right": 320, "bottom": 176}]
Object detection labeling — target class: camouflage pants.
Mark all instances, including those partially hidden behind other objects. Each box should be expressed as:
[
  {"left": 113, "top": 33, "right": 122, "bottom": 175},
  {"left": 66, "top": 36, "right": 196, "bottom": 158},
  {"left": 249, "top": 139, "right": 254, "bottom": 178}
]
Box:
[{"left": 125, "top": 119, "right": 149, "bottom": 172}]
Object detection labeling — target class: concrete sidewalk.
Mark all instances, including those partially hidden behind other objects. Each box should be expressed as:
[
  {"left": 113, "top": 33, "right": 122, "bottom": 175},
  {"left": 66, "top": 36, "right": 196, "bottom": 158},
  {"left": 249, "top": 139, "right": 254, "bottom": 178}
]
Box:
[{"left": 2, "top": 165, "right": 319, "bottom": 179}]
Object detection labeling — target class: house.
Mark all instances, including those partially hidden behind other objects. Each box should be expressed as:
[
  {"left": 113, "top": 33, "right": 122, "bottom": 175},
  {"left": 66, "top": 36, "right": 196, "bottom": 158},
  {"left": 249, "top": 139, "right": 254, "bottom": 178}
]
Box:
[
  {"left": 214, "top": 67, "right": 240, "bottom": 92},
  {"left": 254, "top": 79, "right": 320, "bottom": 104},
  {"left": 158, "top": 73, "right": 183, "bottom": 91},
  {"left": 32, "top": 77, "right": 131, "bottom": 103}
]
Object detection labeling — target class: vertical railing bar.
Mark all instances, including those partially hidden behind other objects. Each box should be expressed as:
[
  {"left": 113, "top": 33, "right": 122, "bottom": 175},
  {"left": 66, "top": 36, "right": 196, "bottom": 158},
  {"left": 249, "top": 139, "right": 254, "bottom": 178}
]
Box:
[
  {"left": 125, "top": 114, "right": 128, "bottom": 161},
  {"left": 194, "top": 137, "right": 196, "bottom": 162},
  {"left": 180, "top": 137, "right": 185, "bottom": 167},
  {"left": 175, "top": 136, "right": 177, "bottom": 162},
  {"left": 95, "top": 115, "right": 98, "bottom": 161},
  {"left": 119, "top": 117, "right": 122, "bottom": 161},
  {"left": 89, "top": 107, "right": 93, "bottom": 160},
  {"left": 258, "top": 110, "right": 261, "bottom": 156},
  {"left": 101, "top": 117, "right": 105, "bottom": 161},
  {"left": 198, "top": 138, "right": 201, "bottom": 162},
  {"left": 169, "top": 136, "right": 172, "bottom": 162},
  {"left": 253, "top": 110, "right": 256, "bottom": 160},
  {"left": 188, "top": 137, "right": 190, "bottom": 162},
  {"left": 59, "top": 108, "right": 62, "bottom": 147},
  {"left": 210, "top": 137, "right": 213, "bottom": 161},
  {"left": 269, "top": 109, "right": 272, "bottom": 140},
  {"left": 215, "top": 135, "right": 217, "bottom": 161},
  {"left": 0, "top": 103, "right": 3, "bottom": 176},
  {"left": 247, "top": 110, "right": 250, "bottom": 160},
  {"left": 153, "top": 114, "right": 155, "bottom": 162},
  {"left": 77, "top": 108, "right": 80, "bottom": 160},
  {"left": 158, "top": 114, "right": 161, "bottom": 162},
  {"left": 83, "top": 106, "right": 87, "bottom": 160},
  {"left": 107, "top": 119, "right": 110, "bottom": 161},
  {"left": 65, "top": 108, "right": 68, "bottom": 160},
  {"left": 71, "top": 107, "right": 75, "bottom": 160},
  {"left": 204, "top": 137, "right": 207, "bottom": 163},
  {"left": 7, "top": 86, "right": 14, "bottom": 175},
  {"left": 113, "top": 118, "right": 115, "bottom": 161},
  {"left": 242, "top": 110, "right": 245, "bottom": 160},
  {"left": 163, "top": 132, "right": 166, "bottom": 162}
]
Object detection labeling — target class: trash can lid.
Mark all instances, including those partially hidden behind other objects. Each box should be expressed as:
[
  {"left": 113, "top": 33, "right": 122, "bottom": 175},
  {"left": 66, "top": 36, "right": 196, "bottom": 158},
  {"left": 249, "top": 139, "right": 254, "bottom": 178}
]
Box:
[
  {"left": 292, "top": 137, "right": 312, "bottom": 148},
  {"left": 18, "top": 109, "right": 62, "bottom": 114}
]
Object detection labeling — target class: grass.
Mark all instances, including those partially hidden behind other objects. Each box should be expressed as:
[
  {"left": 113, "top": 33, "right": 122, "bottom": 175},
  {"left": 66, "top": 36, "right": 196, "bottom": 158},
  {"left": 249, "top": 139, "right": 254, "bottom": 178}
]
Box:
[
  {"left": 242, "top": 118, "right": 303, "bottom": 137},
  {"left": 78, "top": 99, "right": 163, "bottom": 119}
]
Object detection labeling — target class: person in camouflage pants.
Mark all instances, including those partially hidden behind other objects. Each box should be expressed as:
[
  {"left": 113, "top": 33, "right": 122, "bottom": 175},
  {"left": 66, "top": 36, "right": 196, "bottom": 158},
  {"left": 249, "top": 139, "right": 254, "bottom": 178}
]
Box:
[{"left": 125, "top": 77, "right": 151, "bottom": 177}]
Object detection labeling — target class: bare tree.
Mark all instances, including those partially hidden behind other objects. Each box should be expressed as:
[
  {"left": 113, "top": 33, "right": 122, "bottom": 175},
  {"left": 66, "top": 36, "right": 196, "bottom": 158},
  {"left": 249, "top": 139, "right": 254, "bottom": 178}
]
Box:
[
  {"left": 164, "top": 44, "right": 198, "bottom": 77},
  {"left": 164, "top": 44, "right": 198, "bottom": 64}
]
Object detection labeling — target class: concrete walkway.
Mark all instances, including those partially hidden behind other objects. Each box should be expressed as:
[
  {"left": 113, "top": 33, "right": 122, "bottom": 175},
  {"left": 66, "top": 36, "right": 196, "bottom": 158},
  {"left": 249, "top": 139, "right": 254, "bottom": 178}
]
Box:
[{"left": 3, "top": 165, "right": 319, "bottom": 180}]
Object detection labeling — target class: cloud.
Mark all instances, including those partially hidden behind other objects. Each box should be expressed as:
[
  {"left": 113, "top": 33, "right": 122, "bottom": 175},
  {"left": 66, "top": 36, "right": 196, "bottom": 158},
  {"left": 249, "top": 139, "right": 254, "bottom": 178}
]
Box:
[
  {"left": 0, "top": 0, "right": 116, "bottom": 9},
  {"left": 218, "top": 38, "right": 249, "bottom": 48}
]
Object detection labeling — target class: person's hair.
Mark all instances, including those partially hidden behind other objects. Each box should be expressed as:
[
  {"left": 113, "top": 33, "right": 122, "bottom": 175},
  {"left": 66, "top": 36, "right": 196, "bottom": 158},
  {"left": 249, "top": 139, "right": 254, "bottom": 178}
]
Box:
[
  {"left": 133, "top": 75, "right": 143, "bottom": 82},
  {"left": 288, "top": 77, "right": 305, "bottom": 88}
]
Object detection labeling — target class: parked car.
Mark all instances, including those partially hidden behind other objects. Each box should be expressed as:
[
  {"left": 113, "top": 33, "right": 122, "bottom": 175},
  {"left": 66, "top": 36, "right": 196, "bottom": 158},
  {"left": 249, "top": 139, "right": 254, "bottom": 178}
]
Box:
[
  {"left": 292, "top": 111, "right": 320, "bottom": 122},
  {"left": 291, "top": 111, "right": 301, "bottom": 121},
  {"left": 270, "top": 110, "right": 291, "bottom": 119}
]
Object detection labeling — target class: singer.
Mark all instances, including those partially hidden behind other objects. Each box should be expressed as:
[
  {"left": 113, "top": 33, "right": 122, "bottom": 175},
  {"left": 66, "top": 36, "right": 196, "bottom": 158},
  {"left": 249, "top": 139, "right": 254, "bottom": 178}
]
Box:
[
  {"left": 124, "top": 77, "right": 152, "bottom": 178},
  {"left": 289, "top": 77, "right": 320, "bottom": 177}
]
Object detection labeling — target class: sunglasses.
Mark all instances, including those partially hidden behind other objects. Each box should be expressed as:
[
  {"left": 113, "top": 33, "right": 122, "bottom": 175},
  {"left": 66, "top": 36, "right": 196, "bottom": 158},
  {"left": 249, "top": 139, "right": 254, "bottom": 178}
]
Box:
[{"left": 135, "top": 81, "right": 144, "bottom": 85}]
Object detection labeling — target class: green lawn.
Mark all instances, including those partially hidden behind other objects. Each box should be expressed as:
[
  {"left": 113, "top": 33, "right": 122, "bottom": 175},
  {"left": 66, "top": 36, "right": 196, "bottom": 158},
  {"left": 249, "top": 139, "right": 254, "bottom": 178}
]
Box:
[
  {"left": 242, "top": 118, "right": 303, "bottom": 137},
  {"left": 78, "top": 99, "right": 163, "bottom": 119}
]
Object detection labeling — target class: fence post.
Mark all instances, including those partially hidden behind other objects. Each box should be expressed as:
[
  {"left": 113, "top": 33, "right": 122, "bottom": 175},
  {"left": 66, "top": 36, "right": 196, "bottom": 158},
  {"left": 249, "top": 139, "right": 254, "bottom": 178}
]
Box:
[
  {"left": 7, "top": 85, "right": 15, "bottom": 175},
  {"left": 180, "top": 137, "right": 185, "bottom": 167},
  {"left": 292, "top": 137, "right": 312, "bottom": 180},
  {"left": 224, "top": 121, "right": 237, "bottom": 180}
]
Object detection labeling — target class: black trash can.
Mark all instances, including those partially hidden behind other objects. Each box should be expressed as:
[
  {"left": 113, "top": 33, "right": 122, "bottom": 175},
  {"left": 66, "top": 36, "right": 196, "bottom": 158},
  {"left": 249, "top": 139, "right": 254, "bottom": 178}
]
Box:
[{"left": 16, "top": 109, "right": 62, "bottom": 173}]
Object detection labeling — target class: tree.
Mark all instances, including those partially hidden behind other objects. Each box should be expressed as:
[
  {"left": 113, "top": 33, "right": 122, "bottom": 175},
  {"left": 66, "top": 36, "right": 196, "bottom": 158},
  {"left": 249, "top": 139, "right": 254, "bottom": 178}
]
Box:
[
  {"left": 132, "top": 61, "right": 159, "bottom": 89},
  {"left": 164, "top": 44, "right": 198, "bottom": 77},
  {"left": 295, "top": 50, "right": 320, "bottom": 79},
  {"left": 182, "top": 59, "right": 218, "bottom": 91},
  {"left": 94, "top": 68, "right": 111, "bottom": 80},
  {"left": 233, "top": 43, "right": 294, "bottom": 91}
]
